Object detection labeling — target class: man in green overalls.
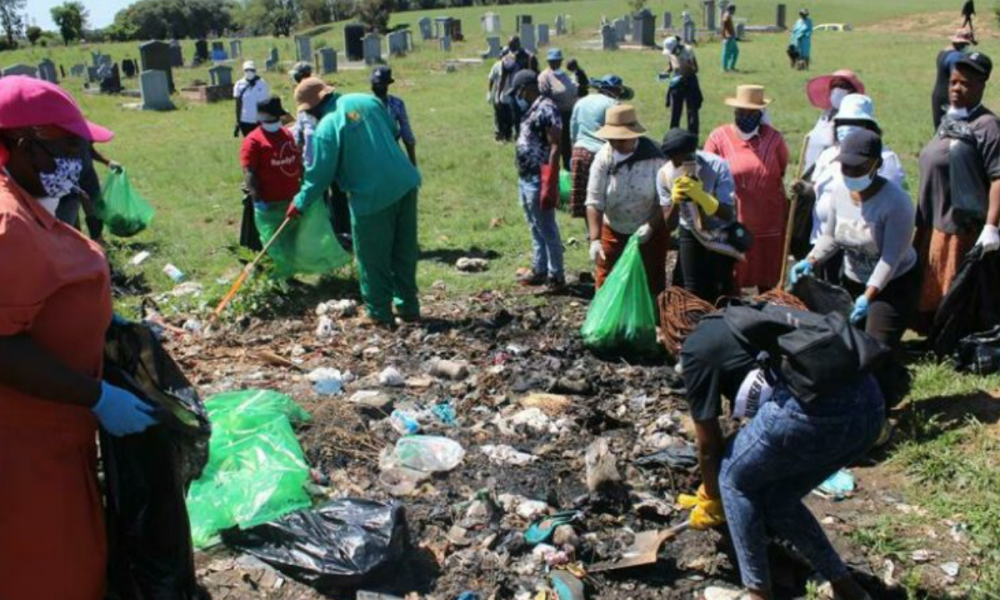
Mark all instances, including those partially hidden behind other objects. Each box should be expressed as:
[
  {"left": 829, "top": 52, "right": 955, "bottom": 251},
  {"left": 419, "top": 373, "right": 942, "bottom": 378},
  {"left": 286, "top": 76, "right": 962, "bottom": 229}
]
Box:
[{"left": 288, "top": 77, "right": 422, "bottom": 327}]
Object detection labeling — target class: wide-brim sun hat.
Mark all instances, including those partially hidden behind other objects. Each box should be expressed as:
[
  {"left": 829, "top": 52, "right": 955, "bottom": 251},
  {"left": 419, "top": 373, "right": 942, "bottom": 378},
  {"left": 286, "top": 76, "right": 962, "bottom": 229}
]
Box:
[
  {"left": 595, "top": 104, "right": 646, "bottom": 140},
  {"left": 294, "top": 77, "right": 336, "bottom": 111},
  {"left": 833, "top": 93, "right": 877, "bottom": 125},
  {"left": 724, "top": 85, "right": 772, "bottom": 110},
  {"left": 951, "top": 28, "right": 976, "bottom": 45},
  {"left": 806, "top": 69, "right": 865, "bottom": 110}
]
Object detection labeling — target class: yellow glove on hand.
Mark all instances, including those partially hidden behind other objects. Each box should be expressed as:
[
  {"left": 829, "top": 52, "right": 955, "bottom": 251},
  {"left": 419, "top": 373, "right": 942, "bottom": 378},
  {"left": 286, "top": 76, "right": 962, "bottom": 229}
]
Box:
[
  {"left": 673, "top": 176, "right": 721, "bottom": 216},
  {"left": 677, "top": 485, "right": 726, "bottom": 530}
]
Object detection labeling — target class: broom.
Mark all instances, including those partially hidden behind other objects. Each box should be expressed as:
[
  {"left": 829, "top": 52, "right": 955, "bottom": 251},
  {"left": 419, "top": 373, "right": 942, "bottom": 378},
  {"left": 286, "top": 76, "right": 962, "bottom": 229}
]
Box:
[{"left": 209, "top": 216, "right": 292, "bottom": 325}]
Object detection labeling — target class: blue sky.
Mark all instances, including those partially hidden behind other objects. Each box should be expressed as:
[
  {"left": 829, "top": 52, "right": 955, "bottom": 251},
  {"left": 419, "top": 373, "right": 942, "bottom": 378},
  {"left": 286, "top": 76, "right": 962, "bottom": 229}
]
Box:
[{"left": 27, "top": 0, "right": 130, "bottom": 31}]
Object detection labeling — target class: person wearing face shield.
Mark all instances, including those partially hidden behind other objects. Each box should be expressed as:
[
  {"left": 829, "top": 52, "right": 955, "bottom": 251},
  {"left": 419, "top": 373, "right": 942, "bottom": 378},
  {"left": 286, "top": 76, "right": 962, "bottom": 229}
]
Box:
[
  {"left": 233, "top": 60, "right": 271, "bottom": 137},
  {"left": 704, "top": 85, "right": 790, "bottom": 291},
  {"left": 0, "top": 76, "right": 158, "bottom": 600},
  {"left": 801, "top": 69, "right": 865, "bottom": 173}
]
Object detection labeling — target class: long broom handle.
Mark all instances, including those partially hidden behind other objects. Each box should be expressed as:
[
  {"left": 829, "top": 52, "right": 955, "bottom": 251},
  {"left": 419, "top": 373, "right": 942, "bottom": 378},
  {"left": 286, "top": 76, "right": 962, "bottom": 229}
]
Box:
[
  {"left": 210, "top": 216, "right": 293, "bottom": 322},
  {"left": 778, "top": 134, "right": 811, "bottom": 290}
]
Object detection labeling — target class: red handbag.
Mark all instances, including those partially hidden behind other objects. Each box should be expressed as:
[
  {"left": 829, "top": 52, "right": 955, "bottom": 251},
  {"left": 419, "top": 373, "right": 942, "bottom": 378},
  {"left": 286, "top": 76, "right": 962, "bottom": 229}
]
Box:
[{"left": 540, "top": 164, "right": 560, "bottom": 211}]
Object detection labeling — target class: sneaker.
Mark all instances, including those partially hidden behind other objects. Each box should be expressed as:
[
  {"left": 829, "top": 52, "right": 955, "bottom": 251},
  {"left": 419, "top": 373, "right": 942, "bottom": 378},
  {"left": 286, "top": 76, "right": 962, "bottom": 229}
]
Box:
[
  {"left": 517, "top": 270, "right": 547, "bottom": 286},
  {"left": 539, "top": 276, "right": 566, "bottom": 295}
]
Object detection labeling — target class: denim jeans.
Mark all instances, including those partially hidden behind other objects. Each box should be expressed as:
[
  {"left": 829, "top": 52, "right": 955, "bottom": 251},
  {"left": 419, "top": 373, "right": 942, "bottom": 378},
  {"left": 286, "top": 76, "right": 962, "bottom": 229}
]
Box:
[
  {"left": 518, "top": 174, "right": 564, "bottom": 280},
  {"left": 719, "top": 376, "right": 885, "bottom": 592}
]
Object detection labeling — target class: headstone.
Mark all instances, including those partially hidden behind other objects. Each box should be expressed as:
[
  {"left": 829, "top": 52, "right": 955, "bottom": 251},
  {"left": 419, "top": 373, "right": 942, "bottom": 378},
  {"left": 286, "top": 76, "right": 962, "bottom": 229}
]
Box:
[
  {"left": 71, "top": 64, "right": 85, "bottom": 77},
  {"left": 99, "top": 63, "right": 122, "bottom": 93},
  {"left": 91, "top": 51, "right": 102, "bottom": 67},
  {"left": 418, "top": 17, "right": 432, "bottom": 40},
  {"left": 403, "top": 30, "right": 414, "bottom": 51},
  {"left": 194, "top": 39, "right": 209, "bottom": 64},
  {"left": 776, "top": 4, "right": 787, "bottom": 29},
  {"left": 632, "top": 8, "right": 656, "bottom": 46},
  {"left": 703, "top": 0, "right": 717, "bottom": 31},
  {"left": 555, "top": 14, "right": 567, "bottom": 35},
  {"left": 168, "top": 40, "right": 183, "bottom": 67},
  {"left": 516, "top": 14, "right": 532, "bottom": 32},
  {"left": 736, "top": 21, "right": 746, "bottom": 40},
  {"left": 122, "top": 59, "right": 137, "bottom": 78},
  {"left": 139, "top": 40, "right": 175, "bottom": 92},
  {"left": 99, "top": 54, "right": 112, "bottom": 68},
  {"left": 520, "top": 23, "right": 536, "bottom": 52},
  {"left": 140, "top": 69, "right": 175, "bottom": 110},
  {"left": 316, "top": 47, "right": 337, "bottom": 74},
  {"left": 450, "top": 18, "right": 464, "bottom": 41},
  {"left": 295, "top": 35, "right": 312, "bottom": 62},
  {"left": 663, "top": 11, "right": 673, "bottom": 29},
  {"left": 37, "top": 59, "right": 58, "bottom": 83},
  {"left": 3, "top": 64, "right": 37, "bottom": 78},
  {"left": 483, "top": 12, "right": 501, "bottom": 34},
  {"left": 265, "top": 46, "right": 279, "bottom": 71},
  {"left": 434, "top": 17, "right": 452, "bottom": 40},
  {"left": 601, "top": 24, "right": 618, "bottom": 50},
  {"left": 387, "top": 31, "right": 407, "bottom": 56},
  {"left": 682, "top": 12, "right": 697, "bottom": 44},
  {"left": 345, "top": 25, "right": 365, "bottom": 61},
  {"left": 613, "top": 18, "right": 627, "bottom": 42},
  {"left": 439, "top": 36, "right": 452, "bottom": 52},
  {"left": 230, "top": 39, "right": 242, "bottom": 58},
  {"left": 485, "top": 36, "right": 502, "bottom": 59},
  {"left": 87, "top": 66, "right": 99, "bottom": 82},
  {"left": 211, "top": 48, "right": 228, "bottom": 61},
  {"left": 537, "top": 23, "right": 550, "bottom": 47},
  {"left": 363, "top": 33, "right": 382, "bottom": 65},
  {"left": 211, "top": 41, "right": 224, "bottom": 54},
  {"left": 209, "top": 64, "right": 233, "bottom": 87}
]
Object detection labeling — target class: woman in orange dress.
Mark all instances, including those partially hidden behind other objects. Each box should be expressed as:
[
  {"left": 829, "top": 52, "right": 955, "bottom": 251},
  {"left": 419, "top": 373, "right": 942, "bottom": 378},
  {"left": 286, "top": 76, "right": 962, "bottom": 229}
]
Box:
[{"left": 704, "top": 85, "right": 790, "bottom": 291}]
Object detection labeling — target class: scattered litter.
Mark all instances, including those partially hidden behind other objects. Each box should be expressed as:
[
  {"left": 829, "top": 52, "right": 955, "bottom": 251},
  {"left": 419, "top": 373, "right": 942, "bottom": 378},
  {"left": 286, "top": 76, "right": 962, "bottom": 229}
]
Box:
[
  {"left": 390, "top": 409, "right": 422, "bottom": 434},
  {"left": 379, "top": 366, "right": 406, "bottom": 387},
  {"left": 169, "top": 281, "right": 203, "bottom": 297},
  {"left": 349, "top": 390, "right": 394, "bottom": 413},
  {"left": 431, "top": 402, "right": 457, "bottom": 425},
  {"left": 911, "top": 549, "right": 938, "bottom": 563},
  {"left": 814, "top": 468, "right": 855, "bottom": 500},
  {"left": 182, "top": 318, "right": 203, "bottom": 333},
  {"left": 633, "top": 444, "right": 698, "bottom": 470},
  {"left": 481, "top": 444, "right": 538, "bottom": 466},
  {"left": 456, "top": 257, "right": 490, "bottom": 272},
  {"left": 548, "top": 570, "right": 585, "bottom": 600},
  {"left": 316, "top": 299, "right": 359, "bottom": 318},
  {"left": 508, "top": 407, "right": 552, "bottom": 433},
  {"left": 130, "top": 250, "right": 151, "bottom": 265},
  {"left": 702, "top": 587, "right": 745, "bottom": 600},
  {"left": 940, "top": 561, "right": 960, "bottom": 579},
  {"left": 585, "top": 437, "right": 622, "bottom": 494},
  {"left": 307, "top": 368, "right": 344, "bottom": 396},
  {"left": 430, "top": 358, "right": 470, "bottom": 381},
  {"left": 519, "top": 393, "right": 571, "bottom": 416},
  {"left": 383, "top": 435, "right": 465, "bottom": 473},
  {"left": 315, "top": 315, "right": 336, "bottom": 339},
  {"left": 163, "top": 263, "right": 186, "bottom": 283}
]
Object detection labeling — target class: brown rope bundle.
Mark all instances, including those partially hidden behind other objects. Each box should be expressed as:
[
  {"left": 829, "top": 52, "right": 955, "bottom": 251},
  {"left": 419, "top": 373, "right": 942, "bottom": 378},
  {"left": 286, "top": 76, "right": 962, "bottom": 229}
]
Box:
[
  {"left": 753, "top": 288, "right": 808, "bottom": 310},
  {"left": 658, "top": 286, "right": 717, "bottom": 357}
]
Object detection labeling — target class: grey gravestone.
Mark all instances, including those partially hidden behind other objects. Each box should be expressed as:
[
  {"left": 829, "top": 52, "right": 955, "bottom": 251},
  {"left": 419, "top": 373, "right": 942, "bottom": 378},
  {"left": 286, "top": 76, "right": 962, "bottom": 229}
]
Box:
[
  {"left": 387, "top": 31, "right": 407, "bottom": 56},
  {"left": 555, "top": 15, "right": 567, "bottom": 35},
  {"left": 100, "top": 64, "right": 122, "bottom": 93},
  {"left": 91, "top": 51, "right": 101, "bottom": 67},
  {"left": 736, "top": 21, "right": 746, "bottom": 39},
  {"left": 622, "top": 15, "right": 632, "bottom": 34},
  {"left": 38, "top": 59, "right": 58, "bottom": 83},
  {"left": 663, "top": 12, "right": 673, "bottom": 29},
  {"left": 99, "top": 54, "right": 112, "bottom": 68},
  {"left": 194, "top": 39, "right": 209, "bottom": 64},
  {"left": 776, "top": 4, "right": 787, "bottom": 29},
  {"left": 601, "top": 24, "right": 618, "bottom": 50},
  {"left": 295, "top": 35, "right": 312, "bottom": 62},
  {"left": 403, "top": 30, "right": 414, "bottom": 51},
  {"left": 122, "top": 59, "right": 137, "bottom": 78},
  {"left": 483, "top": 12, "right": 501, "bottom": 34},
  {"left": 209, "top": 64, "right": 233, "bottom": 87},
  {"left": 633, "top": 9, "right": 656, "bottom": 46},
  {"left": 230, "top": 39, "right": 242, "bottom": 58},
  {"left": 316, "top": 47, "right": 337, "bottom": 74},
  {"left": 269, "top": 47, "right": 279, "bottom": 64},
  {"left": 265, "top": 56, "right": 278, "bottom": 71},
  {"left": 140, "top": 70, "right": 175, "bottom": 110},
  {"left": 169, "top": 40, "right": 183, "bottom": 67},
  {"left": 3, "top": 64, "right": 38, "bottom": 77},
  {"left": 87, "top": 66, "right": 99, "bottom": 82},
  {"left": 613, "top": 18, "right": 627, "bottom": 42},
  {"left": 363, "top": 33, "right": 382, "bottom": 65},
  {"left": 434, "top": 17, "right": 452, "bottom": 40},
  {"left": 419, "top": 17, "right": 432, "bottom": 40},
  {"left": 439, "top": 36, "right": 452, "bottom": 52},
  {"left": 516, "top": 14, "right": 532, "bottom": 32},
  {"left": 702, "top": 0, "right": 717, "bottom": 31},
  {"left": 71, "top": 64, "right": 85, "bottom": 77},
  {"left": 683, "top": 13, "right": 697, "bottom": 43},
  {"left": 140, "top": 40, "right": 175, "bottom": 92},
  {"left": 485, "top": 36, "right": 502, "bottom": 58},
  {"left": 537, "top": 23, "right": 550, "bottom": 46},
  {"left": 520, "top": 23, "right": 536, "bottom": 52}
]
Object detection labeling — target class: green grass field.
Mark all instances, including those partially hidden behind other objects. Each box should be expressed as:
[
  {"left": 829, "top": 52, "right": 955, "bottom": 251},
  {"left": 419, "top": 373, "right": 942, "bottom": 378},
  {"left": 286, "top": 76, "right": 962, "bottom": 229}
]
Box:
[{"left": 4, "top": 1, "right": 1000, "bottom": 594}]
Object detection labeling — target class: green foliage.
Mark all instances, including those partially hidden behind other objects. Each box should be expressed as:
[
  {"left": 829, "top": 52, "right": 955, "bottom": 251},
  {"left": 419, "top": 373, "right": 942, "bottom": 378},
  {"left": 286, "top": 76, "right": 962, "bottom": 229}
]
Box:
[
  {"left": 357, "top": 0, "right": 394, "bottom": 33},
  {"left": 238, "top": 0, "right": 296, "bottom": 36},
  {"left": 0, "top": 0, "right": 25, "bottom": 48},
  {"left": 110, "top": 0, "right": 235, "bottom": 40},
  {"left": 25, "top": 24, "right": 40, "bottom": 44},
  {"left": 299, "top": 0, "right": 332, "bottom": 27},
  {"left": 51, "top": 1, "right": 88, "bottom": 44},
  {"left": 626, "top": 0, "right": 646, "bottom": 15}
]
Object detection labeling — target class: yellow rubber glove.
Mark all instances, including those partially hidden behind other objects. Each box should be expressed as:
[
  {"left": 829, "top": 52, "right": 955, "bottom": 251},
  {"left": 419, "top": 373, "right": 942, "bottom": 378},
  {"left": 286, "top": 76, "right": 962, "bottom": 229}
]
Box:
[
  {"left": 673, "top": 176, "right": 721, "bottom": 216},
  {"left": 677, "top": 485, "right": 726, "bottom": 530}
]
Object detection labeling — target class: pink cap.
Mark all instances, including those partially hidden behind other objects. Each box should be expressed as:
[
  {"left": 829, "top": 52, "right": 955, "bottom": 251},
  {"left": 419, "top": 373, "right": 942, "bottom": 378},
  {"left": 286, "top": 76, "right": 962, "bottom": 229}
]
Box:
[
  {"left": 0, "top": 76, "right": 113, "bottom": 143},
  {"left": 805, "top": 69, "right": 865, "bottom": 111}
]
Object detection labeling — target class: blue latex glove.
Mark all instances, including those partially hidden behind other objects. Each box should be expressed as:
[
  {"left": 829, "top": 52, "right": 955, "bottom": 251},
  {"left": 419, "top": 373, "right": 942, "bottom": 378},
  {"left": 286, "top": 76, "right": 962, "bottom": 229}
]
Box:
[
  {"left": 789, "top": 260, "right": 813, "bottom": 285},
  {"left": 92, "top": 381, "right": 158, "bottom": 437},
  {"left": 850, "top": 295, "right": 870, "bottom": 324}
]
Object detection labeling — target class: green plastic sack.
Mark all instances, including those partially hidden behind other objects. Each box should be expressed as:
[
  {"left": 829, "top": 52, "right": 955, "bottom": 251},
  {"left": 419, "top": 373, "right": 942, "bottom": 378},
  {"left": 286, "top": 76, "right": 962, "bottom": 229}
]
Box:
[
  {"left": 98, "top": 169, "right": 156, "bottom": 237},
  {"left": 255, "top": 200, "right": 352, "bottom": 278},
  {"left": 186, "top": 389, "right": 313, "bottom": 548},
  {"left": 559, "top": 169, "right": 571, "bottom": 205},
  {"left": 580, "top": 236, "right": 660, "bottom": 357}
]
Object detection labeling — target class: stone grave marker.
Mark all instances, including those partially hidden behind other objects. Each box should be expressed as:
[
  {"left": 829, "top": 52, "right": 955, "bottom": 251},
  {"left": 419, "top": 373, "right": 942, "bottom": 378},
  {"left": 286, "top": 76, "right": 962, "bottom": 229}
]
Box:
[
  {"left": 703, "top": 0, "right": 717, "bottom": 31},
  {"left": 194, "top": 39, "right": 209, "bottom": 64},
  {"left": 484, "top": 36, "right": 502, "bottom": 59},
  {"left": 87, "top": 66, "right": 99, "bottom": 82},
  {"left": 99, "top": 54, "right": 112, "bottom": 68},
  {"left": 663, "top": 11, "right": 673, "bottom": 29},
  {"left": 520, "top": 23, "right": 536, "bottom": 52},
  {"left": 633, "top": 9, "right": 656, "bottom": 46},
  {"left": 38, "top": 59, "right": 58, "bottom": 83},
  {"left": 776, "top": 4, "right": 787, "bottom": 29},
  {"left": 168, "top": 40, "right": 183, "bottom": 67},
  {"left": 363, "top": 33, "right": 382, "bottom": 65},
  {"left": 388, "top": 31, "right": 408, "bottom": 56},
  {"left": 71, "top": 64, "right": 85, "bottom": 77},
  {"left": 515, "top": 14, "right": 532, "bottom": 32},
  {"left": 419, "top": 17, "right": 432, "bottom": 40},
  {"left": 483, "top": 12, "right": 501, "bottom": 34},
  {"left": 736, "top": 21, "right": 746, "bottom": 39},
  {"left": 613, "top": 18, "right": 627, "bottom": 42},
  {"left": 315, "top": 47, "right": 337, "bottom": 74},
  {"left": 140, "top": 40, "right": 175, "bottom": 92},
  {"left": 404, "top": 29, "right": 414, "bottom": 51},
  {"left": 556, "top": 15, "right": 567, "bottom": 35},
  {"left": 537, "top": 23, "right": 550, "bottom": 46},
  {"left": 140, "top": 70, "right": 175, "bottom": 110},
  {"left": 683, "top": 12, "right": 697, "bottom": 43},
  {"left": 439, "top": 36, "right": 452, "bottom": 52},
  {"left": 230, "top": 39, "right": 242, "bottom": 58},
  {"left": 3, "top": 64, "right": 37, "bottom": 78},
  {"left": 91, "top": 51, "right": 102, "bottom": 67},
  {"left": 209, "top": 64, "right": 233, "bottom": 87},
  {"left": 295, "top": 35, "right": 312, "bottom": 62},
  {"left": 60, "top": 65, "right": 66, "bottom": 78},
  {"left": 601, "top": 24, "right": 618, "bottom": 50},
  {"left": 100, "top": 63, "right": 122, "bottom": 93},
  {"left": 434, "top": 17, "right": 452, "bottom": 39}
]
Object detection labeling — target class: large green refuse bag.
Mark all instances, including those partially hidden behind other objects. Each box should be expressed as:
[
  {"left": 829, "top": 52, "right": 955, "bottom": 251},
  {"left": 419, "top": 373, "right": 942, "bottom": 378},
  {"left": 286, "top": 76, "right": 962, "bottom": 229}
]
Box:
[
  {"left": 580, "top": 236, "right": 660, "bottom": 357},
  {"left": 254, "top": 200, "right": 352, "bottom": 278},
  {"left": 559, "top": 169, "right": 571, "bottom": 205},
  {"left": 186, "top": 389, "right": 313, "bottom": 548},
  {"left": 98, "top": 169, "right": 156, "bottom": 237}
]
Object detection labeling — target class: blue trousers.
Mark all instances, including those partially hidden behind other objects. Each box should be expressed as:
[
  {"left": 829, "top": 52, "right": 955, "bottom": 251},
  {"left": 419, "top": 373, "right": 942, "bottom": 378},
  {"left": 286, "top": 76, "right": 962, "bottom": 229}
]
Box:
[{"left": 518, "top": 174, "right": 564, "bottom": 280}]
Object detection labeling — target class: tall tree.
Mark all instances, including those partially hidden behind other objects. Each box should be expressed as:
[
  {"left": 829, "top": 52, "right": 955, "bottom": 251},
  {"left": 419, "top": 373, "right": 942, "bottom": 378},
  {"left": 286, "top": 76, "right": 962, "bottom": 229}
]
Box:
[
  {"left": 0, "top": 0, "right": 25, "bottom": 48},
  {"left": 357, "top": 0, "right": 392, "bottom": 33},
  {"left": 51, "top": 1, "right": 88, "bottom": 44},
  {"left": 25, "top": 24, "right": 40, "bottom": 44}
]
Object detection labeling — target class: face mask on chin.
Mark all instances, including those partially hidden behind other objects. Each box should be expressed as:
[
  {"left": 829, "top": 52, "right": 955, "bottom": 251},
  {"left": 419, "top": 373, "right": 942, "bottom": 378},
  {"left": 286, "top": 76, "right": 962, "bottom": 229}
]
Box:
[
  {"left": 947, "top": 105, "right": 971, "bottom": 120},
  {"left": 38, "top": 156, "right": 84, "bottom": 199}
]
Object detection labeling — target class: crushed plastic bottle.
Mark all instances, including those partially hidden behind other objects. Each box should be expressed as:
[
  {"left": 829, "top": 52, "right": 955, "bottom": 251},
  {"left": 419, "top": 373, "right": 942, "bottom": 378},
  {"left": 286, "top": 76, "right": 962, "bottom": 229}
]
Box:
[{"left": 389, "top": 409, "right": 421, "bottom": 435}]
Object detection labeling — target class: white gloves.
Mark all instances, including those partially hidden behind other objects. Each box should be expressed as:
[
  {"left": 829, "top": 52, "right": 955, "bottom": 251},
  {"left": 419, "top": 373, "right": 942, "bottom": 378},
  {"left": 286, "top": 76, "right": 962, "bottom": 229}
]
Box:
[
  {"left": 635, "top": 224, "right": 654, "bottom": 244},
  {"left": 977, "top": 224, "right": 1000, "bottom": 252},
  {"left": 589, "top": 240, "right": 605, "bottom": 263}
]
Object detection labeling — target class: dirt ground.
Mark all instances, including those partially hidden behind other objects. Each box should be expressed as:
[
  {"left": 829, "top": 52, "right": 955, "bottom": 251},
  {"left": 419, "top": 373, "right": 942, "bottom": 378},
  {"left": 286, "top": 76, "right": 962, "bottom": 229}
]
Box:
[{"left": 859, "top": 11, "right": 998, "bottom": 42}]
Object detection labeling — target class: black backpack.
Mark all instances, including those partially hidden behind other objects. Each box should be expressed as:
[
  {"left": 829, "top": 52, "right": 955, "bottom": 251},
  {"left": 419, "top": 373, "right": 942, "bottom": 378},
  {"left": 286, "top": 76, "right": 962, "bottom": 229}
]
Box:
[{"left": 723, "top": 304, "right": 889, "bottom": 404}]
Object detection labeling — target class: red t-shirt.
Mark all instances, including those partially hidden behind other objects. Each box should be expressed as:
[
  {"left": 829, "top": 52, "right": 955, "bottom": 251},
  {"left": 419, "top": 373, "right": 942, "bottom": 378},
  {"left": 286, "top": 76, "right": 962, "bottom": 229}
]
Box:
[{"left": 239, "top": 126, "right": 303, "bottom": 202}]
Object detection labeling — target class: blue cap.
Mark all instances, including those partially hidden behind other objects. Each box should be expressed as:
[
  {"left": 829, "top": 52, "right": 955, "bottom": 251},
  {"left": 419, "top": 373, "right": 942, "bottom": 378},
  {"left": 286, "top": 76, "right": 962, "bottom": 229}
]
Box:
[
  {"left": 588, "top": 74, "right": 634, "bottom": 100},
  {"left": 546, "top": 48, "right": 563, "bottom": 61}
]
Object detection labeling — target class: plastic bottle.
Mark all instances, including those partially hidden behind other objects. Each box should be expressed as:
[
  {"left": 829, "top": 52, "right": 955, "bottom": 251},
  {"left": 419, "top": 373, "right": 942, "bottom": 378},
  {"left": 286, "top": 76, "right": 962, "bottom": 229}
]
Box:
[
  {"left": 163, "top": 263, "right": 186, "bottom": 283},
  {"left": 389, "top": 409, "right": 421, "bottom": 435}
]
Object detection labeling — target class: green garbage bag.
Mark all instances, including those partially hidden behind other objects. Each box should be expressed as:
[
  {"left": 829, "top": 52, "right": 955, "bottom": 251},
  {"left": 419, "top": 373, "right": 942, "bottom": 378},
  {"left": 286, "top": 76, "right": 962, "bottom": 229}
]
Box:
[
  {"left": 186, "top": 389, "right": 313, "bottom": 548},
  {"left": 559, "top": 169, "right": 571, "bottom": 205},
  {"left": 254, "top": 200, "right": 352, "bottom": 278},
  {"left": 97, "top": 169, "right": 156, "bottom": 237},
  {"left": 580, "top": 236, "right": 660, "bottom": 357}
]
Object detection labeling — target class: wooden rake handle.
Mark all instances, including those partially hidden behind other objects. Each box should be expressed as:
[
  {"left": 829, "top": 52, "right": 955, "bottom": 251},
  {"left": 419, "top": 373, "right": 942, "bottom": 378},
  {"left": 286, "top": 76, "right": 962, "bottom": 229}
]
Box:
[
  {"left": 778, "top": 134, "right": 811, "bottom": 290},
  {"left": 210, "top": 216, "right": 293, "bottom": 323}
]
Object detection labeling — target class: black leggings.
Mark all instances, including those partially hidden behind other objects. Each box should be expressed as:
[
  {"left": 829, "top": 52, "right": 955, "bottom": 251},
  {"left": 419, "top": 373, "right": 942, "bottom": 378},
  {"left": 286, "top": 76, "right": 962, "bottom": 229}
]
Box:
[
  {"left": 841, "top": 266, "right": 920, "bottom": 351},
  {"left": 678, "top": 228, "right": 736, "bottom": 303}
]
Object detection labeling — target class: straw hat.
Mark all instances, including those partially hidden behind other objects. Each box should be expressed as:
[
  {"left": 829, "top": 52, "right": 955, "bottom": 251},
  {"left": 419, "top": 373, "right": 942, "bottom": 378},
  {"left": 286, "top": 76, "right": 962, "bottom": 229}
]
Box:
[
  {"left": 724, "top": 85, "right": 772, "bottom": 110},
  {"left": 595, "top": 104, "right": 646, "bottom": 140},
  {"left": 295, "top": 77, "right": 336, "bottom": 111}
]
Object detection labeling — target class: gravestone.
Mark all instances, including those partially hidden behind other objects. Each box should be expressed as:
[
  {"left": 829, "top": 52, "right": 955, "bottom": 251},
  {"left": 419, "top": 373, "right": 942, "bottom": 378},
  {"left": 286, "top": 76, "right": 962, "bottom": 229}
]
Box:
[
  {"left": 403, "top": 29, "right": 414, "bottom": 51},
  {"left": 663, "top": 11, "right": 673, "bottom": 29},
  {"left": 87, "top": 66, "right": 99, "bottom": 82},
  {"left": 702, "top": 0, "right": 717, "bottom": 31},
  {"left": 295, "top": 35, "right": 312, "bottom": 62},
  {"left": 194, "top": 39, "right": 209, "bottom": 64},
  {"left": 265, "top": 47, "right": 279, "bottom": 71},
  {"left": 345, "top": 25, "right": 364, "bottom": 61},
  {"left": 3, "top": 64, "right": 37, "bottom": 78},
  {"left": 613, "top": 18, "right": 627, "bottom": 42},
  {"left": 736, "top": 21, "right": 746, "bottom": 39},
  {"left": 269, "top": 47, "right": 279, "bottom": 64},
  {"left": 71, "top": 64, "right": 85, "bottom": 77},
  {"left": 139, "top": 40, "right": 175, "bottom": 92},
  {"left": 449, "top": 18, "right": 464, "bottom": 41},
  {"left": 484, "top": 36, "right": 502, "bottom": 58},
  {"left": 316, "top": 47, "right": 337, "bottom": 74},
  {"left": 537, "top": 23, "right": 550, "bottom": 46},
  {"left": 601, "top": 25, "right": 618, "bottom": 50},
  {"left": 483, "top": 12, "right": 501, "bottom": 34},
  {"left": 169, "top": 40, "right": 183, "bottom": 67},
  {"left": 100, "top": 64, "right": 122, "bottom": 93},
  {"left": 209, "top": 64, "right": 233, "bottom": 87},
  {"left": 418, "top": 17, "right": 432, "bottom": 40},
  {"left": 140, "top": 70, "right": 175, "bottom": 110},
  {"left": 516, "top": 14, "right": 532, "bottom": 32},
  {"left": 682, "top": 12, "right": 697, "bottom": 43},
  {"left": 520, "top": 23, "right": 536, "bottom": 52},
  {"left": 622, "top": 15, "right": 632, "bottom": 34},
  {"left": 38, "top": 59, "right": 58, "bottom": 83},
  {"left": 776, "top": 4, "right": 787, "bottom": 29},
  {"left": 387, "top": 31, "right": 407, "bottom": 56},
  {"left": 434, "top": 17, "right": 452, "bottom": 39},
  {"left": 439, "top": 36, "right": 452, "bottom": 52},
  {"left": 633, "top": 8, "right": 656, "bottom": 46},
  {"left": 122, "top": 59, "right": 137, "bottom": 78},
  {"left": 212, "top": 41, "right": 225, "bottom": 54},
  {"left": 99, "top": 54, "right": 112, "bottom": 68},
  {"left": 230, "top": 39, "right": 242, "bottom": 58},
  {"left": 91, "top": 51, "right": 102, "bottom": 67},
  {"left": 363, "top": 33, "right": 382, "bottom": 65}
]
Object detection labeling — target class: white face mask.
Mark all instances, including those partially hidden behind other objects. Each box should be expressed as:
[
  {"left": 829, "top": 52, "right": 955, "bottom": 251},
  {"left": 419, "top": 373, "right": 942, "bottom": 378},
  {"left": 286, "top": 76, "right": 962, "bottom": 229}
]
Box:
[
  {"left": 830, "top": 88, "right": 850, "bottom": 111},
  {"left": 612, "top": 149, "right": 635, "bottom": 163},
  {"left": 260, "top": 121, "right": 282, "bottom": 132},
  {"left": 842, "top": 167, "right": 876, "bottom": 193},
  {"left": 947, "top": 106, "right": 970, "bottom": 120},
  {"left": 245, "top": 70, "right": 258, "bottom": 80}
]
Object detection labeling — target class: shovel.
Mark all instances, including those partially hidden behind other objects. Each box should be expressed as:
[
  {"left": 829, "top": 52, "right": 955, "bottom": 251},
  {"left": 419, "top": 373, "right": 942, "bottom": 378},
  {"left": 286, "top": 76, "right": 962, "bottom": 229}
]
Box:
[{"left": 588, "top": 521, "right": 691, "bottom": 573}]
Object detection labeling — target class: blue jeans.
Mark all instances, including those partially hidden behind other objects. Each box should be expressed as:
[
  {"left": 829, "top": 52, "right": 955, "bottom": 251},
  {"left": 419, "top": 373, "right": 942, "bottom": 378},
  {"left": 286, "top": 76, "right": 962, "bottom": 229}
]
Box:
[
  {"left": 719, "top": 376, "right": 885, "bottom": 591},
  {"left": 518, "top": 174, "right": 564, "bottom": 280}
]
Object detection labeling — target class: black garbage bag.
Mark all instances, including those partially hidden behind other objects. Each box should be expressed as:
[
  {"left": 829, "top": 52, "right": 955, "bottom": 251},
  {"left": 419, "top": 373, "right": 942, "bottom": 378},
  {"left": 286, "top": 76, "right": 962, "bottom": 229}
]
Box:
[
  {"left": 101, "top": 320, "right": 211, "bottom": 600},
  {"left": 790, "top": 274, "right": 854, "bottom": 319},
  {"left": 931, "top": 245, "right": 1000, "bottom": 357},
  {"left": 954, "top": 325, "right": 1000, "bottom": 374},
  {"left": 221, "top": 499, "right": 409, "bottom": 591}
]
